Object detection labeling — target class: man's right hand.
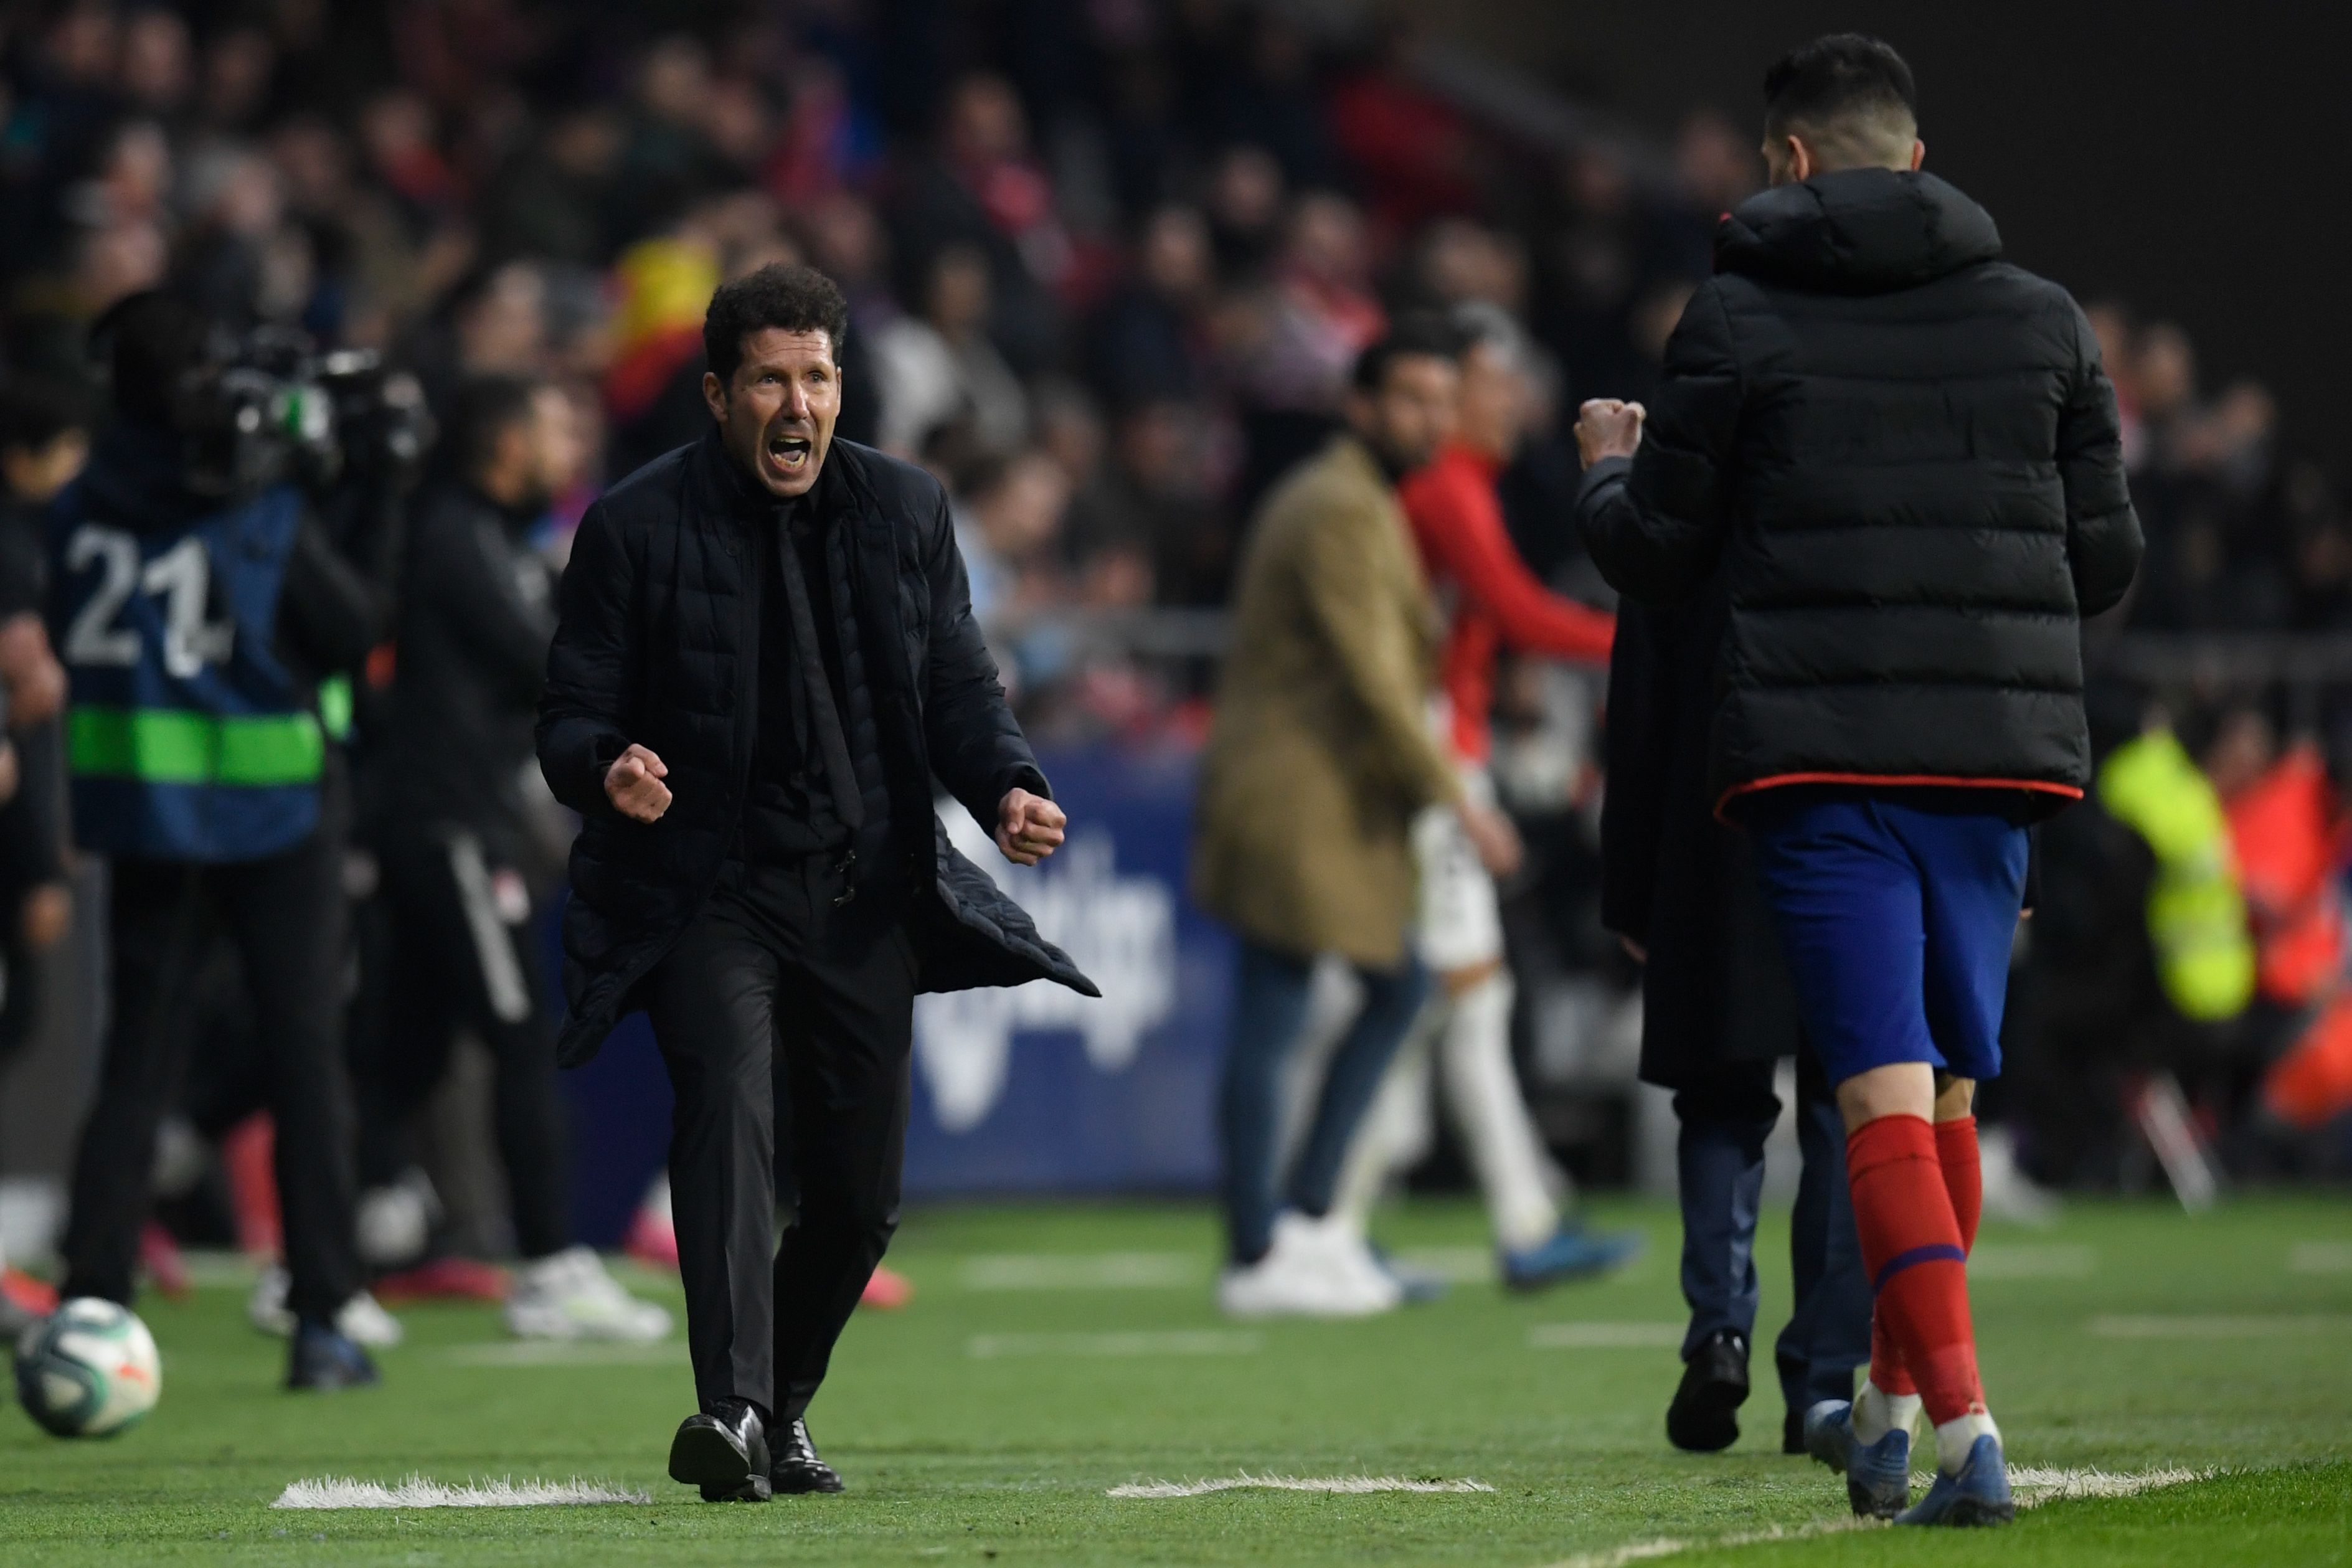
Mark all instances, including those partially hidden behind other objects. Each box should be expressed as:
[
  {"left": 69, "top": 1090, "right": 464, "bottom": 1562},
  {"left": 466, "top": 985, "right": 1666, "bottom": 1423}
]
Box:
[
  {"left": 604, "top": 743, "right": 672, "bottom": 822},
  {"left": 1574, "top": 399, "right": 1646, "bottom": 468}
]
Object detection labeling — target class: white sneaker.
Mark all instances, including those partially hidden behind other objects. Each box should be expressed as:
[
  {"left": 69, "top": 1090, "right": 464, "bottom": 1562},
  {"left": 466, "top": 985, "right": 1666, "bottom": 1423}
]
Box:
[
  {"left": 1978, "top": 1125, "right": 2061, "bottom": 1227},
  {"left": 248, "top": 1266, "right": 406, "bottom": 1346},
  {"left": 356, "top": 1170, "right": 442, "bottom": 1269},
  {"left": 1293, "top": 1212, "right": 1404, "bottom": 1311},
  {"left": 1217, "top": 1212, "right": 1397, "bottom": 1318},
  {"left": 504, "top": 1247, "right": 673, "bottom": 1342}
]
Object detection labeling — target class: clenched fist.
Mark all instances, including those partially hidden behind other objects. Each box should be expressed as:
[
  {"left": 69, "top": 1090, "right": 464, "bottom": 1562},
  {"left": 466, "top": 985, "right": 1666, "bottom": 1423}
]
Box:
[
  {"left": 1574, "top": 398, "right": 1647, "bottom": 468},
  {"left": 604, "top": 743, "right": 672, "bottom": 823},
  {"left": 995, "top": 787, "right": 1067, "bottom": 867}
]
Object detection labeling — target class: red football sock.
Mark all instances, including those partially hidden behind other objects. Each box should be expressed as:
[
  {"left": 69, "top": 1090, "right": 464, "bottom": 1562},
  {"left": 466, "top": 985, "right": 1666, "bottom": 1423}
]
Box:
[
  {"left": 1873, "top": 1115, "right": 1985, "bottom": 1396},
  {"left": 1869, "top": 1315, "right": 1917, "bottom": 1396},
  {"left": 1846, "top": 1114, "right": 1983, "bottom": 1425},
  {"left": 1937, "top": 1115, "right": 1983, "bottom": 1252}
]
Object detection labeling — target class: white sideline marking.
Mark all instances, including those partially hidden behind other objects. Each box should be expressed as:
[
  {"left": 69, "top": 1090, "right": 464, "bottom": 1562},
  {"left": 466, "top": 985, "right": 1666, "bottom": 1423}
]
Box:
[
  {"left": 1534, "top": 1468, "right": 2213, "bottom": 1566},
  {"left": 2288, "top": 1241, "right": 2352, "bottom": 1274},
  {"left": 1528, "top": 1322, "right": 1684, "bottom": 1349},
  {"left": 273, "top": 1475, "right": 649, "bottom": 1509},
  {"left": 1109, "top": 1472, "right": 1495, "bottom": 1500},
  {"left": 2008, "top": 1465, "right": 2213, "bottom": 1501},
  {"left": 959, "top": 1251, "right": 1204, "bottom": 1290},
  {"left": 2090, "top": 1313, "right": 2352, "bottom": 1339},
  {"left": 443, "top": 1341, "right": 678, "bottom": 1367},
  {"left": 1968, "top": 1243, "right": 2095, "bottom": 1278},
  {"left": 967, "top": 1330, "right": 1260, "bottom": 1359},
  {"left": 178, "top": 1249, "right": 265, "bottom": 1288}
]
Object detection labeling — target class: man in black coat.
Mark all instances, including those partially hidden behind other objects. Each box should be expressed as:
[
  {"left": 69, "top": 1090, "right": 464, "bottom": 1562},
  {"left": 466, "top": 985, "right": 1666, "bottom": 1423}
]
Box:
[
  {"left": 1602, "top": 592, "right": 1871, "bottom": 1458},
  {"left": 1575, "top": 36, "right": 2139, "bottom": 1526},
  {"left": 366, "top": 373, "right": 672, "bottom": 1341},
  {"left": 537, "top": 263, "right": 1093, "bottom": 1502}
]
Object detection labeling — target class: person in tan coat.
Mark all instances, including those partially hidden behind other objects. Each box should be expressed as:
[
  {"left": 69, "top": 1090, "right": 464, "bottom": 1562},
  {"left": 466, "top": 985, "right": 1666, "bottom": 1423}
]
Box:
[{"left": 1193, "top": 316, "right": 1519, "bottom": 1317}]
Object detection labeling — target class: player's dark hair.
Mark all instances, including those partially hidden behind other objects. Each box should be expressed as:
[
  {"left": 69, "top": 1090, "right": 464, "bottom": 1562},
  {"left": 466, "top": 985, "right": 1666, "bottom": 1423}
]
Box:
[
  {"left": 703, "top": 262, "right": 851, "bottom": 386},
  {"left": 1762, "top": 34, "right": 1917, "bottom": 149},
  {"left": 94, "top": 290, "right": 212, "bottom": 427},
  {"left": 1351, "top": 311, "right": 1466, "bottom": 394},
  {"left": 0, "top": 374, "right": 92, "bottom": 454},
  {"left": 450, "top": 373, "right": 545, "bottom": 481}
]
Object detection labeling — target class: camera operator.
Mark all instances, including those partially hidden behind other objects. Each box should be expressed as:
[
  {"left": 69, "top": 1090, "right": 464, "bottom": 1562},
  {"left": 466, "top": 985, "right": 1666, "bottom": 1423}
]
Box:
[
  {"left": 49, "top": 291, "right": 395, "bottom": 1391},
  {"left": 358, "top": 372, "right": 671, "bottom": 1341}
]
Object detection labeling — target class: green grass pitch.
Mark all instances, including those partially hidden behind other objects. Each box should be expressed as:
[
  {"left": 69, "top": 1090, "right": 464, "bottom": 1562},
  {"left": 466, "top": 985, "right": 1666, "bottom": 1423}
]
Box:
[{"left": 4, "top": 1194, "right": 2349, "bottom": 1566}]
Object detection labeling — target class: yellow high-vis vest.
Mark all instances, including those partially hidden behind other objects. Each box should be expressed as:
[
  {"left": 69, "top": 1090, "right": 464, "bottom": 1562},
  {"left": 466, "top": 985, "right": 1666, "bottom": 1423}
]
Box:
[{"left": 2097, "top": 729, "right": 2257, "bottom": 1023}]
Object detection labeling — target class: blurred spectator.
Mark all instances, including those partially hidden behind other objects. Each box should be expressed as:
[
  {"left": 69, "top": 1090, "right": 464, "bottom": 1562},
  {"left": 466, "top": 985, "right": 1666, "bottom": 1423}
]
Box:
[
  {"left": 955, "top": 446, "right": 1071, "bottom": 646},
  {"left": 1206, "top": 10, "right": 1338, "bottom": 191},
  {"left": 1227, "top": 191, "right": 1382, "bottom": 508},
  {"left": 1087, "top": 204, "right": 1216, "bottom": 409},
  {"left": 889, "top": 71, "right": 1067, "bottom": 374},
  {"left": 483, "top": 105, "right": 621, "bottom": 269},
  {"left": 872, "top": 240, "right": 1027, "bottom": 458},
  {"left": 1328, "top": 22, "right": 1477, "bottom": 243}
]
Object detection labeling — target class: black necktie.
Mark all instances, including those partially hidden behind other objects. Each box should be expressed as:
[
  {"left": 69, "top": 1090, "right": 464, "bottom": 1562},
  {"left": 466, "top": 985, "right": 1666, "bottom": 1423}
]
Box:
[{"left": 773, "top": 508, "right": 864, "bottom": 834}]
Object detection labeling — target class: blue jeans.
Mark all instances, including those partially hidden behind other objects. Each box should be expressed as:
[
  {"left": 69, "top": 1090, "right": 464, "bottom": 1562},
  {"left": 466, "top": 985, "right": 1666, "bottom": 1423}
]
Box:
[
  {"left": 1219, "top": 939, "right": 1429, "bottom": 1265},
  {"left": 1747, "top": 790, "right": 2029, "bottom": 1087}
]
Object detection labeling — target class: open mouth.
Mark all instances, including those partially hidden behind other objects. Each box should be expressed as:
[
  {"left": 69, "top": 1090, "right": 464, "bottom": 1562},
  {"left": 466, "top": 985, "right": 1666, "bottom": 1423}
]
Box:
[{"left": 767, "top": 432, "right": 814, "bottom": 474}]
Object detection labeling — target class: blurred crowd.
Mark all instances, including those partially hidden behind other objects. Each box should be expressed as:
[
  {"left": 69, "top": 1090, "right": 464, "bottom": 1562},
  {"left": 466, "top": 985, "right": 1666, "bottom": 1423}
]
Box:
[
  {"left": 0, "top": 0, "right": 2346, "bottom": 1272},
  {"left": 0, "top": 0, "right": 1760, "bottom": 745}
]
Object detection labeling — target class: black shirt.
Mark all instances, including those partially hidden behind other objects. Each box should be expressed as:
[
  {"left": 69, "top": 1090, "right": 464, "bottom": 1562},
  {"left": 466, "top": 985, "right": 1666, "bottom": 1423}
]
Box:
[{"left": 739, "top": 494, "right": 855, "bottom": 862}]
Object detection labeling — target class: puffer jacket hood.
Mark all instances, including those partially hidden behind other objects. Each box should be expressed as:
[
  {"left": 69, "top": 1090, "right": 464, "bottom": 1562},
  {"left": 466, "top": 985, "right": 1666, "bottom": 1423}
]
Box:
[{"left": 1715, "top": 168, "right": 2001, "bottom": 295}]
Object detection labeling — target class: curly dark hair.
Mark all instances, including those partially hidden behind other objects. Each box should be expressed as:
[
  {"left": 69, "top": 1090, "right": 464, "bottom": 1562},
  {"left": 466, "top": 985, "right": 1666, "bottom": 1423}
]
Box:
[{"left": 702, "top": 262, "right": 851, "bottom": 385}]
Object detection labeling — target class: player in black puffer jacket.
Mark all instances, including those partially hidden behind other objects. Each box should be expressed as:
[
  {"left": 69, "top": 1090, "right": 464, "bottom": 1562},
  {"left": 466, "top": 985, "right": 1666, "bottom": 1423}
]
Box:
[
  {"left": 1574, "top": 36, "right": 2140, "bottom": 1528},
  {"left": 1576, "top": 146, "right": 2140, "bottom": 816}
]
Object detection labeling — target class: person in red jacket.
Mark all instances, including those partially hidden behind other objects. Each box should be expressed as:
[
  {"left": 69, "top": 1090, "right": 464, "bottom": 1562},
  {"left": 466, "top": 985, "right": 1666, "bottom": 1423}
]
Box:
[{"left": 1332, "top": 303, "right": 1637, "bottom": 1290}]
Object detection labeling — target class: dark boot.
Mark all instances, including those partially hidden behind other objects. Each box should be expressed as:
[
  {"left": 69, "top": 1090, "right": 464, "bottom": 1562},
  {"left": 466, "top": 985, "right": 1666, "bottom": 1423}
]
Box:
[
  {"left": 669, "top": 1400, "right": 772, "bottom": 1502},
  {"left": 769, "top": 1417, "right": 846, "bottom": 1495},
  {"left": 1666, "top": 1329, "right": 1749, "bottom": 1452},
  {"left": 286, "top": 1321, "right": 379, "bottom": 1391}
]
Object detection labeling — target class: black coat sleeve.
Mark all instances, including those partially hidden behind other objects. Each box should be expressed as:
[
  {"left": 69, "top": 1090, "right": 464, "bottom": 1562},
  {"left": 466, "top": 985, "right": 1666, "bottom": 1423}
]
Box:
[
  {"left": 915, "top": 481, "right": 1048, "bottom": 829},
  {"left": 415, "top": 502, "right": 557, "bottom": 709},
  {"left": 2056, "top": 300, "right": 2145, "bottom": 616},
  {"left": 1575, "top": 280, "right": 1745, "bottom": 605},
  {"left": 1598, "top": 601, "right": 1670, "bottom": 947},
  {"left": 536, "top": 499, "right": 636, "bottom": 816}
]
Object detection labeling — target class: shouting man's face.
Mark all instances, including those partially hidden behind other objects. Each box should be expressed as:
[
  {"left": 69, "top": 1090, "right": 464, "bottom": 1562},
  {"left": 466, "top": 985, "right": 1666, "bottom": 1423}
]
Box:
[{"left": 704, "top": 326, "right": 842, "bottom": 498}]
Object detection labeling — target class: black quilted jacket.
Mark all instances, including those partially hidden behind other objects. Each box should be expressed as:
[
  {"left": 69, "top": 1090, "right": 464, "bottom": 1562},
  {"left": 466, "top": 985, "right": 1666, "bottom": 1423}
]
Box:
[
  {"left": 537, "top": 430, "right": 1095, "bottom": 1067},
  {"left": 1576, "top": 168, "right": 2143, "bottom": 816}
]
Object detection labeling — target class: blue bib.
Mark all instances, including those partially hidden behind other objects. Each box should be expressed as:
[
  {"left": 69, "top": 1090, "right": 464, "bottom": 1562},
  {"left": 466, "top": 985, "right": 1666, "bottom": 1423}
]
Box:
[{"left": 54, "top": 481, "right": 323, "bottom": 862}]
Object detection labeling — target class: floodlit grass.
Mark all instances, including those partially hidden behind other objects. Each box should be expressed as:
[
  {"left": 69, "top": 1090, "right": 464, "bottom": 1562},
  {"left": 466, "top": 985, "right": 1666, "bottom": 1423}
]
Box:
[{"left": 4, "top": 1194, "right": 2349, "bottom": 1566}]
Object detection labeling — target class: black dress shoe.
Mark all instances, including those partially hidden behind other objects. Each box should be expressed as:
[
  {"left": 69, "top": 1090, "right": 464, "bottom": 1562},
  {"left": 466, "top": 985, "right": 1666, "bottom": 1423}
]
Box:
[
  {"left": 1665, "top": 1329, "right": 1750, "bottom": 1452},
  {"left": 769, "top": 1417, "right": 845, "bottom": 1495},
  {"left": 287, "top": 1321, "right": 380, "bottom": 1391},
  {"left": 669, "top": 1400, "right": 772, "bottom": 1502}
]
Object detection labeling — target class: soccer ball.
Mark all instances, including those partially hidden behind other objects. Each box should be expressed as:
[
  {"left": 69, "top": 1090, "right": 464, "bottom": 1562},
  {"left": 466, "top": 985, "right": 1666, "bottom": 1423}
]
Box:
[{"left": 13, "top": 1297, "right": 162, "bottom": 1438}]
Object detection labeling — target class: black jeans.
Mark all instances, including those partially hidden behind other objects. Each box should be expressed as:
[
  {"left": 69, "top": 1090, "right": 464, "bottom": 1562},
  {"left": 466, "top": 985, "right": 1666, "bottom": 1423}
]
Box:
[
  {"left": 645, "top": 852, "right": 915, "bottom": 1425},
  {"left": 62, "top": 827, "right": 362, "bottom": 1323},
  {"left": 359, "top": 828, "right": 571, "bottom": 1260},
  {"left": 1672, "top": 1049, "right": 1871, "bottom": 1415}
]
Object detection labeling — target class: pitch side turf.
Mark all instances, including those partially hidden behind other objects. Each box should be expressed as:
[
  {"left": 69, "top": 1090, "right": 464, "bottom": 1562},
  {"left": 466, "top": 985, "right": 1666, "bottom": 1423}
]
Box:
[{"left": 4, "top": 1196, "right": 2348, "bottom": 1566}]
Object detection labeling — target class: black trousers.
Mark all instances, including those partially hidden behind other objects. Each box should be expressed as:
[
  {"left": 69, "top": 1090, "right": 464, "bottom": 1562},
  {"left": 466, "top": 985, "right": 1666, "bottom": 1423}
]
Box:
[
  {"left": 645, "top": 853, "right": 915, "bottom": 1425},
  {"left": 62, "top": 824, "right": 362, "bottom": 1322},
  {"left": 357, "top": 828, "right": 571, "bottom": 1260},
  {"left": 1672, "top": 1049, "right": 1873, "bottom": 1415}
]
